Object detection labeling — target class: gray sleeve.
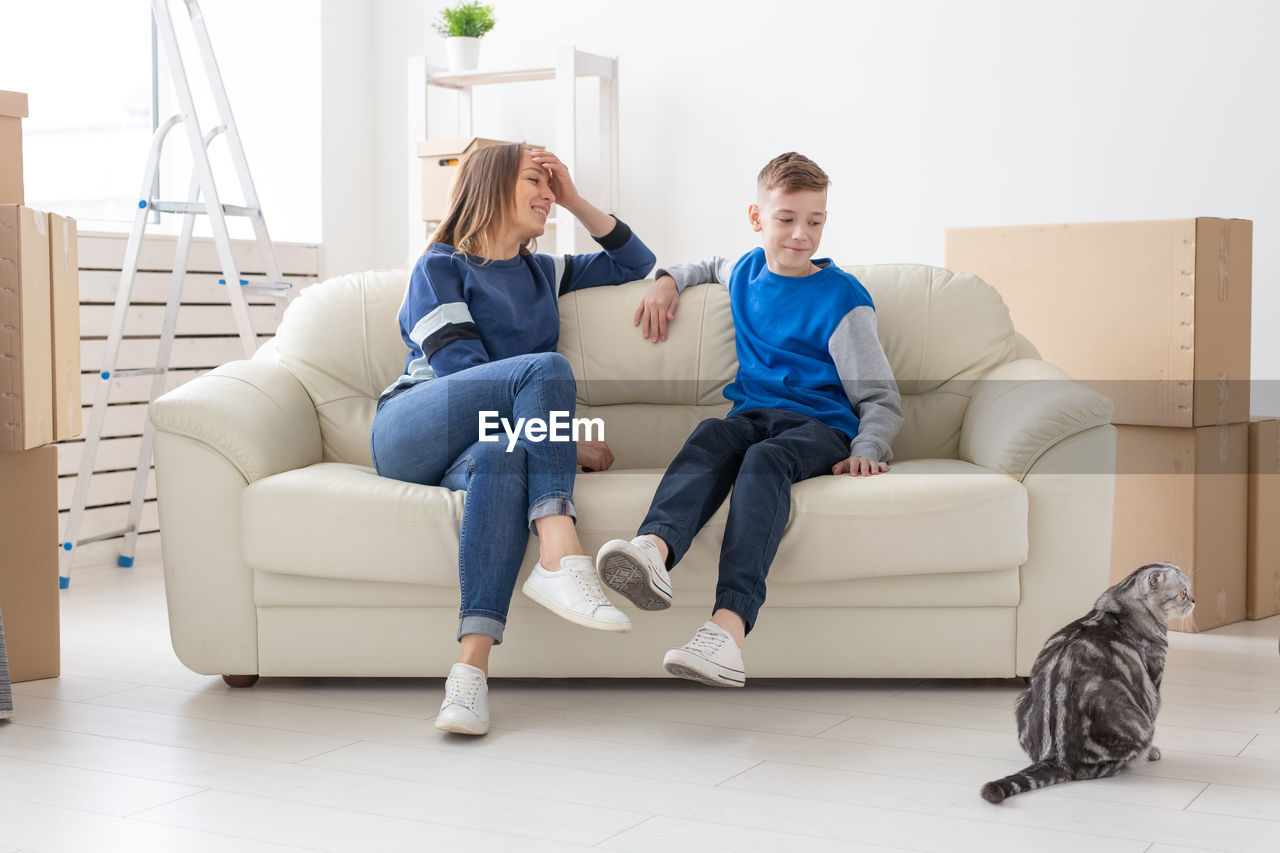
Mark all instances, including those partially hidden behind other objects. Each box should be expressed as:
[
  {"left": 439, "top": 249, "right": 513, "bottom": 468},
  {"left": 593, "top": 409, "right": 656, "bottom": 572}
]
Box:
[
  {"left": 653, "top": 255, "right": 735, "bottom": 293},
  {"left": 828, "top": 305, "right": 904, "bottom": 463}
]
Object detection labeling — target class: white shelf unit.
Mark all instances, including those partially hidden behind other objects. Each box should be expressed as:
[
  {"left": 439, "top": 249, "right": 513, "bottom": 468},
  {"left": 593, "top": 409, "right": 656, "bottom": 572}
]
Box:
[{"left": 407, "top": 46, "right": 619, "bottom": 257}]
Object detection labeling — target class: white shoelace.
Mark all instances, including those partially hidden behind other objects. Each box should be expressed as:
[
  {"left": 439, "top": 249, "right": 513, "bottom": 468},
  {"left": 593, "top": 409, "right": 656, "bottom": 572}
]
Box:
[
  {"left": 567, "top": 561, "right": 612, "bottom": 609},
  {"left": 635, "top": 538, "right": 661, "bottom": 559},
  {"left": 635, "top": 540, "right": 665, "bottom": 571},
  {"left": 444, "top": 670, "right": 484, "bottom": 709},
  {"left": 685, "top": 625, "right": 728, "bottom": 658}
]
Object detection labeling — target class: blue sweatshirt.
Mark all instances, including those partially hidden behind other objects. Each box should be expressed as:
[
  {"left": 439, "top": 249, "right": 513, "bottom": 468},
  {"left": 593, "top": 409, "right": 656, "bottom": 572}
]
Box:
[
  {"left": 384, "top": 218, "right": 655, "bottom": 398},
  {"left": 656, "top": 248, "right": 903, "bottom": 462}
]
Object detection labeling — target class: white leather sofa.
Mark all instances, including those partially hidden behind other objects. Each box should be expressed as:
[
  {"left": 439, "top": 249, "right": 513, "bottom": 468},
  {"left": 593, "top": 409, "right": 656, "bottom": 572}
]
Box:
[{"left": 149, "top": 265, "right": 1116, "bottom": 684}]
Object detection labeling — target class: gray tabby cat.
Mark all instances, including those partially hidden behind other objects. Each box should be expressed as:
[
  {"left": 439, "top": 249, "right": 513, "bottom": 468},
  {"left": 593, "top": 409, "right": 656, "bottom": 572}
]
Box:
[{"left": 981, "top": 562, "right": 1194, "bottom": 803}]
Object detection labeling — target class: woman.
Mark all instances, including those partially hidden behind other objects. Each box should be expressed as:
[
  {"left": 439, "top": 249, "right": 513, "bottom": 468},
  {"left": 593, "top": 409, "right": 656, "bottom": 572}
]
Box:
[{"left": 370, "top": 143, "right": 655, "bottom": 735}]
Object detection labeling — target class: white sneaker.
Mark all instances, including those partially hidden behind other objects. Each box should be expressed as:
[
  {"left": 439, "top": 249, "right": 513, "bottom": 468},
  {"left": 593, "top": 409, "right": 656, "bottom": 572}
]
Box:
[
  {"left": 522, "top": 555, "right": 631, "bottom": 632},
  {"left": 435, "top": 662, "right": 489, "bottom": 735},
  {"left": 663, "top": 622, "right": 746, "bottom": 687},
  {"left": 597, "top": 537, "right": 673, "bottom": 611}
]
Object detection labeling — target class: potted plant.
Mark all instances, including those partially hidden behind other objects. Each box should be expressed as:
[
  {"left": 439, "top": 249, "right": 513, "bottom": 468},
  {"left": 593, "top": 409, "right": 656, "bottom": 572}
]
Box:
[{"left": 432, "top": 2, "right": 496, "bottom": 72}]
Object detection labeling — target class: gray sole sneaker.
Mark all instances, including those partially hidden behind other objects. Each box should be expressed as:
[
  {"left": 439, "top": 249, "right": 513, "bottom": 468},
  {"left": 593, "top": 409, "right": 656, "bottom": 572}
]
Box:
[
  {"left": 597, "top": 539, "right": 672, "bottom": 611},
  {"left": 663, "top": 649, "right": 746, "bottom": 687}
]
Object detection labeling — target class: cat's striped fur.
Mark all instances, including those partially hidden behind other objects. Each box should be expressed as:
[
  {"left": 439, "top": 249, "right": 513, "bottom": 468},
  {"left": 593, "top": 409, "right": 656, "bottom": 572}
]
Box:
[{"left": 981, "top": 562, "right": 1195, "bottom": 803}]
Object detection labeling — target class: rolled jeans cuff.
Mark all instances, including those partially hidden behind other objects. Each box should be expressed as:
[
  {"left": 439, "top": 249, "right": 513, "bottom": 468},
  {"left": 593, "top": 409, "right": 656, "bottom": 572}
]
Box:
[
  {"left": 528, "top": 494, "right": 576, "bottom": 534},
  {"left": 713, "top": 591, "right": 761, "bottom": 636},
  {"left": 458, "top": 614, "right": 506, "bottom": 644}
]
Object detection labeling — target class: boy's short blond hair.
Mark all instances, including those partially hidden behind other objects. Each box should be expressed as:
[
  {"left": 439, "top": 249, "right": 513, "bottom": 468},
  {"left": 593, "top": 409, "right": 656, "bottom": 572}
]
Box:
[{"left": 757, "top": 152, "right": 829, "bottom": 194}]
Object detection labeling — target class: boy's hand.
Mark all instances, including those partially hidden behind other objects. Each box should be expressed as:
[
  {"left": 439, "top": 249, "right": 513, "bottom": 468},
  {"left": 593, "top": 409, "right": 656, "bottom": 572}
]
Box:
[
  {"left": 530, "top": 149, "right": 583, "bottom": 210},
  {"left": 634, "top": 275, "right": 681, "bottom": 343},
  {"left": 833, "top": 455, "right": 889, "bottom": 477},
  {"left": 577, "top": 439, "right": 615, "bottom": 472}
]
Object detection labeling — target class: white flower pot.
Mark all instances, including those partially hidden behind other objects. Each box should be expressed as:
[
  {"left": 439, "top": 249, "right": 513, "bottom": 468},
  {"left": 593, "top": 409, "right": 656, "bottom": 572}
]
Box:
[{"left": 446, "top": 37, "right": 481, "bottom": 72}]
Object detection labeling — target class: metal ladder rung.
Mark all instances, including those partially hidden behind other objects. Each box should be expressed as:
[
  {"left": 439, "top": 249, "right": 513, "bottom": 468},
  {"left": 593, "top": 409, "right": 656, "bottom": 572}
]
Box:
[
  {"left": 73, "top": 526, "right": 136, "bottom": 548},
  {"left": 108, "top": 367, "right": 166, "bottom": 379},
  {"left": 218, "top": 277, "right": 294, "bottom": 298},
  {"left": 148, "top": 200, "right": 260, "bottom": 217}
]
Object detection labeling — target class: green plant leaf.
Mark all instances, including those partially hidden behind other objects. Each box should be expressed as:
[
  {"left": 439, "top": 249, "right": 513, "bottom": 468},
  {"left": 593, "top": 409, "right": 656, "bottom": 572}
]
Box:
[{"left": 432, "top": 2, "right": 497, "bottom": 38}]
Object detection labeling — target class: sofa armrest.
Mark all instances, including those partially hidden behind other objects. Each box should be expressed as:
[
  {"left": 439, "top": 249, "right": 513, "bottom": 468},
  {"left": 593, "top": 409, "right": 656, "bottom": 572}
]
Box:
[
  {"left": 959, "top": 359, "right": 1114, "bottom": 480},
  {"left": 150, "top": 359, "right": 323, "bottom": 483}
]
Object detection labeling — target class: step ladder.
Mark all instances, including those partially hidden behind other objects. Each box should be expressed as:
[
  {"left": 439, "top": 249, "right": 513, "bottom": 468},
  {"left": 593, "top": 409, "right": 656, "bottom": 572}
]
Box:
[{"left": 58, "top": 0, "right": 292, "bottom": 587}]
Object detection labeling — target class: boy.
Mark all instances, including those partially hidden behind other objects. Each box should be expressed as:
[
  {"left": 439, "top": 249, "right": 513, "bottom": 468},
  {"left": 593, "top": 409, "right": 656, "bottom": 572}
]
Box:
[{"left": 596, "top": 152, "right": 903, "bottom": 687}]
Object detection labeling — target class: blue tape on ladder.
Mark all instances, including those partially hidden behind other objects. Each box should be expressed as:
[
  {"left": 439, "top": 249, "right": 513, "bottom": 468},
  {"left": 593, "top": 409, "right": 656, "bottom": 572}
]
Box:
[
  {"left": 62, "top": 542, "right": 72, "bottom": 551},
  {"left": 216, "top": 278, "right": 250, "bottom": 286},
  {"left": 101, "top": 371, "right": 110, "bottom": 380},
  {"left": 59, "top": 576, "right": 70, "bottom": 589},
  {"left": 138, "top": 200, "right": 147, "bottom": 209},
  {"left": 117, "top": 555, "right": 134, "bottom": 568}
]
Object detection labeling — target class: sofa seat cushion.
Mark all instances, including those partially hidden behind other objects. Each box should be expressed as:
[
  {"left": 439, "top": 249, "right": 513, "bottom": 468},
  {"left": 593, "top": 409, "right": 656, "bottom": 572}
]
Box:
[
  {"left": 243, "top": 459, "right": 1026, "bottom": 588},
  {"left": 252, "top": 565, "right": 1020, "bottom": 609},
  {"left": 243, "top": 463, "right": 465, "bottom": 586},
  {"left": 575, "top": 460, "right": 1027, "bottom": 584}
]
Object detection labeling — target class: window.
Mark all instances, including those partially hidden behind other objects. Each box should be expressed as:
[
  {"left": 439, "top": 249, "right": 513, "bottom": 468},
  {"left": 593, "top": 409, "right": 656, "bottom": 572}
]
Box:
[{"left": 0, "top": 0, "right": 319, "bottom": 242}]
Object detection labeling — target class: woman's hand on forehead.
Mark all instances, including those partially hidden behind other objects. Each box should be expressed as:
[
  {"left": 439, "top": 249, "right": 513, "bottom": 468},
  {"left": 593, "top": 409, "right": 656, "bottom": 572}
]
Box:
[{"left": 530, "top": 148, "right": 560, "bottom": 175}]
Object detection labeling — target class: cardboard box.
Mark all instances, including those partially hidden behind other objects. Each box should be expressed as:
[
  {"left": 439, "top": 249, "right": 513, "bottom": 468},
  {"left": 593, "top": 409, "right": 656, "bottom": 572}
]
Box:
[
  {"left": 1247, "top": 417, "right": 1279, "bottom": 620},
  {"left": 946, "top": 219, "right": 1252, "bottom": 428},
  {"left": 418, "top": 138, "right": 521, "bottom": 222},
  {"left": 1110, "top": 423, "right": 1248, "bottom": 632},
  {"left": 48, "top": 213, "right": 81, "bottom": 440},
  {"left": 0, "top": 445, "right": 59, "bottom": 682},
  {"left": 0, "top": 205, "right": 53, "bottom": 450},
  {"left": 0, "top": 91, "right": 25, "bottom": 205}
]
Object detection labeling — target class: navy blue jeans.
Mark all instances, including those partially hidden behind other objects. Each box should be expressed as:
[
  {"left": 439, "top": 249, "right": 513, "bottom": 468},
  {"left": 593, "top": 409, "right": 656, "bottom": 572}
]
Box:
[
  {"left": 639, "top": 408, "right": 850, "bottom": 634},
  {"left": 370, "top": 352, "right": 579, "bottom": 643}
]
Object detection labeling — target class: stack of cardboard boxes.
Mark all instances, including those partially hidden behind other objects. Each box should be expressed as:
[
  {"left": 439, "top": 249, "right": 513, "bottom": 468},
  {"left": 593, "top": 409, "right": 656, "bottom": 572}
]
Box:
[
  {"left": 1, "top": 90, "right": 80, "bottom": 682},
  {"left": 947, "top": 218, "right": 1275, "bottom": 631},
  {"left": 1248, "top": 416, "right": 1280, "bottom": 620}
]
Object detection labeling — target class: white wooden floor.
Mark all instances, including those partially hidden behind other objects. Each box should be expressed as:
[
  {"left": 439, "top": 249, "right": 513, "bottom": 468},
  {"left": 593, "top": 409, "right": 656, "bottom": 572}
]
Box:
[{"left": 3, "top": 538, "right": 1279, "bottom": 853}]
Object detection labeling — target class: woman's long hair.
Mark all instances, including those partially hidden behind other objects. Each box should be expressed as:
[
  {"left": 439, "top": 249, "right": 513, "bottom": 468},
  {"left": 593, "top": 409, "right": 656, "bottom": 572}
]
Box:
[{"left": 426, "top": 142, "right": 535, "bottom": 258}]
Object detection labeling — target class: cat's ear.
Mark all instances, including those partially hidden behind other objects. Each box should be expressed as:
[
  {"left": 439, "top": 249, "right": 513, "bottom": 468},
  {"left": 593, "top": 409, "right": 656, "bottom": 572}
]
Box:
[{"left": 1148, "top": 570, "right": 1163, "bottom": 590}]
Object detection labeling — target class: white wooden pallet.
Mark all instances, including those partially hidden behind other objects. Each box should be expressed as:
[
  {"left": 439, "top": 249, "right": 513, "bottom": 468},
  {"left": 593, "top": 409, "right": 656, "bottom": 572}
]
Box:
[{"left": 56, "top": 231, "right": 319, "bottom": 560}]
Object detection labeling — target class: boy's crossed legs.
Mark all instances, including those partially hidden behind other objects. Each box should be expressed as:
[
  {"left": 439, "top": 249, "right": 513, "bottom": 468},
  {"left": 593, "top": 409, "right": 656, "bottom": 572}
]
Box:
[{"left": 598, "top": 408, "right": 850, "bottom": 686}]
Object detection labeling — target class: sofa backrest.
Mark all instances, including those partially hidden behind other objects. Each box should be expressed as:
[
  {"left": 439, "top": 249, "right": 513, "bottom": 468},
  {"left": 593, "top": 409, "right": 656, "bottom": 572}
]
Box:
[
  {"left": 265, "top": 264, "right": 1015, "bottom": 469},
  {"left": 854, "top": 264, "right": 1016, "bottom": 461}
]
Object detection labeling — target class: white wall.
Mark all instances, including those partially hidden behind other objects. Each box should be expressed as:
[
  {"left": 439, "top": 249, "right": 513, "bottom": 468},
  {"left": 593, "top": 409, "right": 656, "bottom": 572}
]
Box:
[
  {"left": 320, "top": 0, "right": 375, "bottom": 277},
  {"left": 4, "top": 0, "right": 320, "bottom": 243},
  {"left": 322, "top": 0, "right": 1280, "bottom": 405},
  {"left": 160, "top": 0, "right": 321, "bottom": 245}
]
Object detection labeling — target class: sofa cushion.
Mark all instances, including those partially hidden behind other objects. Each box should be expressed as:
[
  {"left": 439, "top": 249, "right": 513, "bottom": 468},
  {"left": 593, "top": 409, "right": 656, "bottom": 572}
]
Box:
[
  {"left": 558, "top": 282, "right": 737, "bottom": 407},
  {"left": 850, "top": 265, "right": 1015, "bottom": 396},
  {"left": 264, "top": 264, "right": 1016, "bottom": 469},
  {"left": 251, "top": 566, "right": 1020, "bottom": 609},
  {"left": 559, "top": 267, "right": 1015, "bottom": 464},
  {"left": 242, "top": 459, "right": 1027, "bottom": 588},
  {"left": 850, "top": 264, "right": 1016, "bottom": 461},
  {"left": 575, "top": 402, "right": 731, "bottom": 470},
  {"left": 266, "top": 268, "right": 411, "bottom": 467}
]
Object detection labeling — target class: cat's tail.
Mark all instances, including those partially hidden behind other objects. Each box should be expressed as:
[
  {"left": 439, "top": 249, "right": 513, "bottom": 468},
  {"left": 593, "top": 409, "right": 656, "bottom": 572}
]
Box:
[{"left": 981, "top": 760, "right": 1072, "bottom": 803}]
